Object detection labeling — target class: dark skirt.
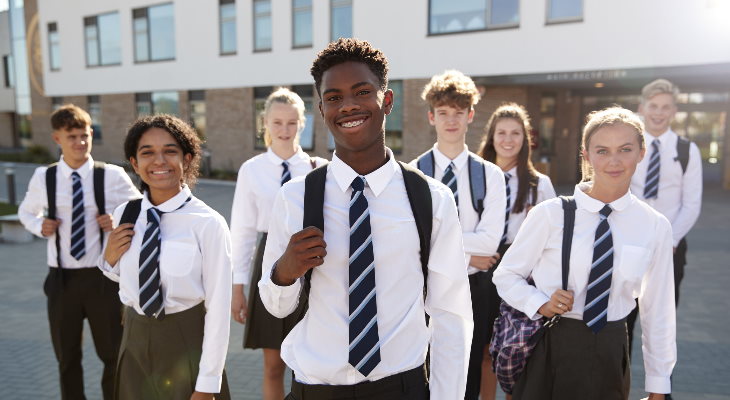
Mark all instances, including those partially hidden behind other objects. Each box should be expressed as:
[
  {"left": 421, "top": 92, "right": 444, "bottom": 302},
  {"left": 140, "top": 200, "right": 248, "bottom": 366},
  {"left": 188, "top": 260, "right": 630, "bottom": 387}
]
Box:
[
  {"left": 115, "top": 302, "right": 231, "bottom": 400},
  {"left": 513, "top": 317, "right": 630, "bottom": 400},
  {"left": 244, "top": 233, "right": 308, "bottom": 349}
]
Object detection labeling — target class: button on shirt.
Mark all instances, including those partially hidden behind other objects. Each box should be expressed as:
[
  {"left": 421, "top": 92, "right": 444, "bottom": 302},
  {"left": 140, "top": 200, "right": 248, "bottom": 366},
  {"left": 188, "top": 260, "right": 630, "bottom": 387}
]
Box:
[
  {"left": 258, "top": 150, "right": 473, "bottom": 399},
  {"left": 99, "top": 186, "right": 232, "bottom": 393},
  {"left": 19, "top": 156, "right": 141, "bottom": 268},
  {"left": 410, "top": 145, "right": 506, "bottom": 274},
  {"left": 493, "top": 183, "right": 676, "bottom": 394},
  {"left": 230, "top": 147, "right": 326, "bottom": 285},
  {"left": 503, "top": 166, "right": 557, "bottom": 244},
  {"left": 630, "top": 129, "right": 703, "bottom": 246}
]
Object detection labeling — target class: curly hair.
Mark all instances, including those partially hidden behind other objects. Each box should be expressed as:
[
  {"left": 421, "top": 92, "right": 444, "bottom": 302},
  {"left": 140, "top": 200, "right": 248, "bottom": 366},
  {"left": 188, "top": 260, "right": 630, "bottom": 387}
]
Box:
[
  {"left": 124, "top": 114, "right": 202, "bottom": 193},
  {"left": 310, "top": 38, "right": 389, "bottom": 95},
  {"left": 422, "top": 70, "right": 480, "bottom": 111}
]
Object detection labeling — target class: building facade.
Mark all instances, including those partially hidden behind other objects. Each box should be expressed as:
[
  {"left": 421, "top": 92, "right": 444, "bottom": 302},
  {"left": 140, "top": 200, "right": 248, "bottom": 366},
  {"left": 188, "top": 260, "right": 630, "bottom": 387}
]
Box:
[{"left": 5, "top": 0, "right": 730, "bottom": 186}]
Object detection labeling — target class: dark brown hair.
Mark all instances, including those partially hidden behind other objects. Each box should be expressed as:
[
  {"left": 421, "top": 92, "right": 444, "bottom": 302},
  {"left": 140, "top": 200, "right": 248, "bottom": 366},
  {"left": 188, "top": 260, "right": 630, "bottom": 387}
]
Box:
[
  {"left": 50, "top": 104, "right": 92, "bottom": 131},
  {"left": 310, "top": 38, "right": 389, "bottom": 96}
]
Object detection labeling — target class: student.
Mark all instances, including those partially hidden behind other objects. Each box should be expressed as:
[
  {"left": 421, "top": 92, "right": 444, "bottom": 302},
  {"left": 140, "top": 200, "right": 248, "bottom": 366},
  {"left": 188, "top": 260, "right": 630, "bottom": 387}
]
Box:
[
  {"left": 18, "top": 104, "right": 140, "bottom": 400},
  {"left": 100, "top": 115, "right": 231, "bottom": 400},
  {"left": 230, "top": 87, "right": 326, "bottom": 400},
  {"left": 258, "top": 38, "right": 473, "bottom": 399},
  {"left": 410, "top": 70, "right": 506, "bottom": 400},
  {"left": 476, "top": 102, "right": 556, "bottom": 400},
  {"left": 493, "top": 107, "right": 676, "bottom": 400}
]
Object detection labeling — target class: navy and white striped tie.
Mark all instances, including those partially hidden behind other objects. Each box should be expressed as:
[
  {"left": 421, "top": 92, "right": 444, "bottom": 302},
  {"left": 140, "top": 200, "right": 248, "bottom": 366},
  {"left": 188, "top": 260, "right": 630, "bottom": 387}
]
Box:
[
  {"left": 500, "top": 172, "right": 512, "bottom": 248},
  {"left": 139, "top": 207, "right": 165, "bottom": 319},
  {"left": 69, "top": 172, "right": 86, "bottom": 260},
  {"left": 644, "top": 140, "right": 661, "bottom": 199},
  {"left": 348, "top": 176, "right": 381, "bottom": 377},
  {"left": 583, "top": 205, "right": 613, "bottom": 334},
  {"left": 281, "top": 161, "right": 291, "bottom": 186},
  {"left": 442, "top": 162, "right": 458, "bottom": 207}
]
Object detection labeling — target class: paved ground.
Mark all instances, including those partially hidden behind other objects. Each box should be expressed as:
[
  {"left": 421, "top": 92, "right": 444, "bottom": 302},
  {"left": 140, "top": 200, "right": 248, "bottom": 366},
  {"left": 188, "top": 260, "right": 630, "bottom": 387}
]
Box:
[{"left": 1, "top": 161, "right": 729, "bottom": 399}]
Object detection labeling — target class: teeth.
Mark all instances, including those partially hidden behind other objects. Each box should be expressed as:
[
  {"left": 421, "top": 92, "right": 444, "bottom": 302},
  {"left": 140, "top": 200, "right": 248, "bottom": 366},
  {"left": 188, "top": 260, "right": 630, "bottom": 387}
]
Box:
[
  {"left": 341, "top": 119, "right": 364, "bottom": 128},
  {"left": 151, "top": 171, "right": 169, "bottom": 175}
]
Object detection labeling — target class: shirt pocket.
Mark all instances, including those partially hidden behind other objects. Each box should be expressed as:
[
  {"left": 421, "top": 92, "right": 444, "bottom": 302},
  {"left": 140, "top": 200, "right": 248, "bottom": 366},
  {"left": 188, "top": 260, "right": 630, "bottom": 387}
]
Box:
[
  {"left": 160, "top": 241, "right": 200, "bottom": 278},
  {"left": 617, "top": 245, "right": 651, "bottom": 284}
]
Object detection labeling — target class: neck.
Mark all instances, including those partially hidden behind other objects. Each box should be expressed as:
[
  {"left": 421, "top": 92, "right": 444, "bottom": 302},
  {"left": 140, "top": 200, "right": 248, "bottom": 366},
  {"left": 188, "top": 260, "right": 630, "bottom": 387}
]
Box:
[
  {"left": 585, "top": 180, "right": 628, "bottom": 204},
  {"left": 337, "top": 140, "right": 388, "bottom": 176},
  {"left": 495, "top": 156, "right": 518, "bottom": 172},
  {"left": 64, "top": 156, "right": 89, "bottom": 170},
  {"left": 647, "top": 128, "right": 666, "bottom": 138},
  {"left": 271, "top": 143, "right": 297, "bottom": 160},
  {"left": 148, "top": 186, "right": 182, "bottom": 206},
  {"left": 435, "top": 141, "right": 465, "bottom": 160}
]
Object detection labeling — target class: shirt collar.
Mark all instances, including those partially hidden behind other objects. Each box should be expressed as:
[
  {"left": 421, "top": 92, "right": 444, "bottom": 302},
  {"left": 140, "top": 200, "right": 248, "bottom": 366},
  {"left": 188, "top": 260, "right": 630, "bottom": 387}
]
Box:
[
  {"left": 330, "top": 148, "right": 398, "bottom": 197},
  {"left": 644, "top": 128, "right": 675, "bottom": 147},
  {"left": 142, "top": 184, "right": 193, "bottom": 213},
  {"left": 505, "top": 166, "right": 517, "bottom": 178},
  {"left": 574, "top": 182, "right": 633, "bottom": 213},
  {"left": 432, "top": 144, "right": 469, "bottom": 172},
  {"left": 58, "top": 155, "right": 94, "bottom": 179},
  {"left": 266, "top": 146, "right": 310, "bottom": 166}
]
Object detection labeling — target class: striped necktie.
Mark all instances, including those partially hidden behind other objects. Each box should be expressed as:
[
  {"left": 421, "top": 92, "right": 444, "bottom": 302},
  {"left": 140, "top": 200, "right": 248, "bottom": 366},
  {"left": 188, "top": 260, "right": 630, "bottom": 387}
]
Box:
[
  {"left": 644, "top": 139, "right": 661, "bottom": 199},
  {"left": 583, "top": 204, "right": 613, "bottom": 334},
  {"left": 348, "top": 176, "right": 381, "bottom": 377},
  {"left": 500, "top": 172, "right": 512, "bottom": 248},
  {"left": 442, "top": 162, "right": 458, "bottom": 207},
  {"left": 281, "top": 161, "right": 291, "bottom": 186},
  {"left": 69, "top": 172, "right": 86, "bottom": 260}
]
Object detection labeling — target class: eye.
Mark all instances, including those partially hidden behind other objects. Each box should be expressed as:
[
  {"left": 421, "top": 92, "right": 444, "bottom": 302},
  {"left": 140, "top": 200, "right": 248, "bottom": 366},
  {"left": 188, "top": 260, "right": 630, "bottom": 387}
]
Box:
[
  {"left": 597, "top": 149, "right": 607, "bottom": 155},
  {"left": 621, "top": 147, "right": 632, "bottom": 152},
  {"left": 357, "top": 89, "right": 370, "bottom": 96},
  {"left": 326, "top": 95, "right": 341, "bottom": 102}
]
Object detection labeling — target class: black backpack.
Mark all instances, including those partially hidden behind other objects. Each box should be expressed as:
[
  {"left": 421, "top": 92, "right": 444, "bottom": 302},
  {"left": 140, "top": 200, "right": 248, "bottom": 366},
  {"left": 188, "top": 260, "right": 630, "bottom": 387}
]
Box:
[
  {"left": 415, "top": 149, "right": 487, "bottom": 217},
  {"left": 675, "top": 136, "right": 690, "bottom": 174}
]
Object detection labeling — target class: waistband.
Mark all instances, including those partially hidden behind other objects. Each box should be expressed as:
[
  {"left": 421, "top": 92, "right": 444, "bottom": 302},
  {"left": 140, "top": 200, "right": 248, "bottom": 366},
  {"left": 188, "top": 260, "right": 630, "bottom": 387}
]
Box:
[
  {"left": 125, "top": 301, "right": 205, "bottom": 326},
  {"left": 291, "top": 364, "right": 427, "bottom": 399}
]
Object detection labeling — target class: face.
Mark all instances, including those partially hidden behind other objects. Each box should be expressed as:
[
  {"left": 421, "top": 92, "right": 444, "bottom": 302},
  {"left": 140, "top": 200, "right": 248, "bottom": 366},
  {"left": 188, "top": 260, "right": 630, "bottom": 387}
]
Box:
[
  {"left": 638, "top": 93, "right": 677, "bottom": 136},
  {"left": 492, "top": 118, "right": 524, "bottom": 161},
  {"left": 428, "top": 105, "right": 474, "bottom": 144},
  {"left": 53, "top": 126, "right": 93, "bottom": 166},
  {"left": 265, "top": 102, "right": 302, "bottom": 148},
  {"left": 318, "top": 61, "right": 393, "bottom": 156},
  {"left": 582, "top": 124, "right": 645, "bottom": 188},
  {"left": 130, "top": 127, "right": 191, "bottom": 197}
]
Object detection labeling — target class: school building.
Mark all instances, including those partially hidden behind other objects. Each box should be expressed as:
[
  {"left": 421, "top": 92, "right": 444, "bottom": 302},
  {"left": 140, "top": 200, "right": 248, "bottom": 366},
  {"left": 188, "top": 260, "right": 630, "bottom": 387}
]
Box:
[{"left": 2, "top": 0, "right": 729, "bottom": 187}]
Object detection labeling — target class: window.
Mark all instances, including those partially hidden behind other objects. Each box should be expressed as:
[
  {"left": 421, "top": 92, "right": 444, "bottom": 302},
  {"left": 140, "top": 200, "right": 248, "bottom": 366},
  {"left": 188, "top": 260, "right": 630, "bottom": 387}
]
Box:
[
  {"left": 88, "top": 95, "right": 102, "bottom": 141},
  {"left": 292, "top": 84, "right": 315, "bottom": 150},
  {"left": 254, "top": 86, "right": 274, "bottom": 149},
  {"left": 330, "top": 0, "right": 352, "bottom": 41},
  {"left": 189, "top": 90, "right": 206, "bottom": 139},
  {"left": 253, "top": 0, "right": 272, "bottom": 51},
  {"left": 385, "top": 80, "right": 403, "bottom": 153},
  {"left": 48, "top": 22, "right": 60, "bottom": 71},
  {"left": 133, "top": 4, "right": 175, "bottom": 62},
  {"left": 429, "top": 0, "right": 519, "bottom": 35},
  {"left": 51, "top": 97, "right": 64, "bottom": 110},
  {"left": 292, "top": 0, "right": 312, "bottom": 48},
  {"left": 219, "top": 0, "right": 237, "bottom": 55},
  {"left": 84, "top": 12, "right": 121, "bottom": 67},
  {"left": 538, "top": 93, "right": 556, "bottom": 154},
  {"left": 136, "top": 91, "right": 179, "bottom": 116},
  {"left": 546, "top": 0, "right": 583, "bottom": 23},
  {"left": 2, "top": 55, "right": 12, "bottom": 87}
]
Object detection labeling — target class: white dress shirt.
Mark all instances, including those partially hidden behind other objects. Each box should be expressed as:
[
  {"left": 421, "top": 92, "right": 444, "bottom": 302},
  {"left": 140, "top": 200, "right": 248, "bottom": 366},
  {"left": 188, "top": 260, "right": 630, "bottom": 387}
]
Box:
[
  {"left": 493, "top": 183, "right": 676, "bottom": 394},
  {"left": 99, "top": 186, "right": 232, "bottom": 393},
  {"left": 410, "top": 145, "right": 506, "bottom": 274},
  {"left": 503, "top": 166, "right": 557, "bottom": 245},
  {"left": 258, "top": 149, "right": 473, "bottom": 399},
  {"left": 630, "top": 129, "right": 703, "bottom": 246},
  {"left": 19, "top": 156, "right": 141, "bottom": 268},
  {"left": 230, "top": 147, "right": 326, "bottom": 285}
]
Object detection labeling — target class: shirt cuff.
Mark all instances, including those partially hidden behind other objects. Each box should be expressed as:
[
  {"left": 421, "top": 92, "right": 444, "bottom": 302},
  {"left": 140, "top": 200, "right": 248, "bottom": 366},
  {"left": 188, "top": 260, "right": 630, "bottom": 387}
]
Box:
[
  {"left": 98, "top": 260, "right": 120, "bottom": 282},
  {"left": 525, "top": 291, "right": 551, "bottom": 321},
  {"left": 232, "top": 272, "right": 249, "bottom": 285},
  {"left": 645, "top": 374, "right": 671, "bottom": 394},
  {"left": 195, "top": 374, "right": 222, "bottom": 394}
]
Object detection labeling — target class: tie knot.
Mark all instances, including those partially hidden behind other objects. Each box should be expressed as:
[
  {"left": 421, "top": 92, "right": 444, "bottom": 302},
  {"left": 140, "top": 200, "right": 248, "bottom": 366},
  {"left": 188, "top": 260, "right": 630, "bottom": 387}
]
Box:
[
  {"left": 599, "top": 204, "right": 612, "bottom": 219},
  {"left": 652, "top": 140, "right": 660, "bottom": 149},
  {"left": 351, "top": 176, "right": 366, "bottom": 192},
  {"left": 72, "top": 171, "right": 81, "bottom": 181},
  {"left": 147, "top": 207, "right": 162, "bottom": 224},
  {"left": 282, "top": 161, "right": 289, "bottom": 169},
  {"left": 504, "top": 172, "right": 512, "bottom": 182}
]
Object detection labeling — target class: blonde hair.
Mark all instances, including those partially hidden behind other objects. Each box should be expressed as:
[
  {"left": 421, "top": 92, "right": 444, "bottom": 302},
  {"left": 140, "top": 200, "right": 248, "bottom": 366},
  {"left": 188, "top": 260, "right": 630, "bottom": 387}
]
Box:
[
  {"left": 641, "top": 79, "right": 679, "bottom": 104},
  {"left": 580, "top": 107, "right": 645, "bottom": 181},
  {"left": 262, "top": 87, "right": 306, "bottom": 147},
  {"left": 421, "top": 70, "right": 480, "bottom": 111}
]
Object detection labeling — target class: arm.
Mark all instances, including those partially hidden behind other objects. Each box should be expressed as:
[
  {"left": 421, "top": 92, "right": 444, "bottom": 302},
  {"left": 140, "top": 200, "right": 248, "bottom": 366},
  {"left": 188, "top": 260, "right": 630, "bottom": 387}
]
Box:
[
  {"left": 98, "top": 168, "right": 142, "bottom": 232},
  {"left": 18, "top": 167, "right": 50, "bottom": 238},
  {"left": 671, "top": 143, "right": 702, "bottom": 245},
  {"left": 425, "top": 187, "right": 474, "bottom": 399},
  {"left": 640, "top": 217, "right": 676, "bottom": 395},
  {"left": 462, "top": 163, "right": 506, "bottom": 258},
  {"left": 97, "top": 203, "right": 131, "bottom": 282},
  {"left": 230, "top": 164, "right": 260, "bottom": 286},
  {"left": 195, "top": 215, "right": 233, "bottom": 394}
]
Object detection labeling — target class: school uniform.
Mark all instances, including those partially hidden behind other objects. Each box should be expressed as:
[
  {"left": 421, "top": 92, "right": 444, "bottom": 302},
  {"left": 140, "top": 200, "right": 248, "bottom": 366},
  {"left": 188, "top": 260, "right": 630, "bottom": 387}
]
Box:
[
  {"left": 18, "top": 156, "right": 140, "bottom": 400},
  {"left": 231, "top": 147, "right": 326, "bottom": 349},
  {"left": 259, "top": 150, "right": 474, "bottom": 399},
  {"left": 410, "top": 144, "right": 506, "bottom": 399},
  {"left": 99, "top": 186, "right": 232, "bottom": 399},
  {"left": 493, "top": 183, "right": 676, "bottom": 399}
]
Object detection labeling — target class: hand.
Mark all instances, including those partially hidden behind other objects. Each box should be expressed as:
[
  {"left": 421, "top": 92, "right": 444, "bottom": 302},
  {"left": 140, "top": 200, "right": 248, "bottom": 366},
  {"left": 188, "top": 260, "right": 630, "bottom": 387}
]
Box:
[
  {"left": 470, "top": 255, "right": 499, "bottom": 271},
  {"left": 538, "top": 289, "right": 574, "bottom": 318},
  {"left": 231, "top": 284, "right": 248, "bottom": 324},
  {"left": 96, "top": 213, "right": 114, "bottom": 232},
  {"left": 41, "top": 218, "right": 60, "bottom": 237},
  {"left": 190, "top": 391, "right": 215, "bottom": 400},
  {"left": 104, "top": 223, "right": 135, "bottom": 266},
  {"left": 643, "top": 394, "right": 666, "bottom": 400},
  {"left": 272, "top": 226, "right": 327, "bottom": 286}
]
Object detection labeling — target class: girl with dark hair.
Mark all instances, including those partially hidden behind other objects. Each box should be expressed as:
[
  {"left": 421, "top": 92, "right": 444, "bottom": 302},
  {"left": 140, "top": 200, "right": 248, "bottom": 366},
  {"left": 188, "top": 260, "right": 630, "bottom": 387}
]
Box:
[
  {"left": 477, "top": 102, "right": 556, "bottom": 400},
  {"left": 101, "top": 114, "right": 232, "bottom": 400}
]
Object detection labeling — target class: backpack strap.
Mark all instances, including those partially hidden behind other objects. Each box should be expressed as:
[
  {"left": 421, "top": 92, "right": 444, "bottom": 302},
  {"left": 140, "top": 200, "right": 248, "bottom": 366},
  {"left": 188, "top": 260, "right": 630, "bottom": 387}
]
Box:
[
  {"left": 398, "top": 161, "right": 433, "bottom": 300},
  {"left": 559, "top": 196, "right": 576, "bottom": 291},
  {"left": 467, "top": 154, "right": 486, "bottom": 217},
  {"left": 45, "top": 163, "right": 63, "bottom": 270},
  {"left": 415, "top": 149, "right": 435, "bottom": 178},
  {"left": 93, "top": 161, "right": 106, "bottom": 244},
  {"left": 301, "top": 164, "right": 328, "bottom": 302},
  {"left": 309, "top": 158, "right": 317, "bottom": 170},
  {"left": 119, "top": 198, "right": 143, "bottom": 226},
  {"left": 675, "top": 136, "right": 690, "bottom": 174}
]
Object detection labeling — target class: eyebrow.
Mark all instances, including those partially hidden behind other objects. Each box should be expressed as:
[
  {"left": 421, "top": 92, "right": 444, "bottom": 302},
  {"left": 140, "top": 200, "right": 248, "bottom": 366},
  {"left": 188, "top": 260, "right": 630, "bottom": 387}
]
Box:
[
  {"left": 594, "top": 142, "right": 635, "bottom": 148},
  {"left": 138, "top": 143, "right": 180, "bottom": 150},
  {"left": 322, "top": 81, "right": 372, "bottom": 96}
]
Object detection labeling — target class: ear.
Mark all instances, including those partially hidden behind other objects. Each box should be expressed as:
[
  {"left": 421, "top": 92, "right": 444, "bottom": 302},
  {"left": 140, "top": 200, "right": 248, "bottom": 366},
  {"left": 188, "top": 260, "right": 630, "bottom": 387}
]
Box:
[
  {"left": 52, "top": 131, "right": 62, "bottom": 146},
  {"left": 383, "top": 89, "right": 394, "bottom": 115},
  {"left": 129, "top": 157, "right": 139, "bottom": 174},
  {"left": 637, "top": 103, "right": 645, "bottom": 116},
  {"left": 638, "top": 145, "right": 646, "bottom": 163},
  {"left": 467, "top": 108, "right": 475, "bottom": 124},
  {"left": 427, "top": 111, "right": 436, "bottom": 126},
  {"left": 318, "top": 100, "right": 324, "bottom": 117},
  {"left": 183, "top": 153, "right": 193, "bottom": 170},
  {"left": 581, "top": 148, "right": 590, "bottom": 165}
]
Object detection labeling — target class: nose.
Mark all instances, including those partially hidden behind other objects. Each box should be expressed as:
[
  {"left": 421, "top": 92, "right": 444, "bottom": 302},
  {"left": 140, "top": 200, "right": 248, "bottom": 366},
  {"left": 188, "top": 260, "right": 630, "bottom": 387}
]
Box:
[
  {"left": 153, "top": 151, "right": 166, "bottom": 164},
  {"left": 339, "top": 95, "right": 360, "bottom": 114}
]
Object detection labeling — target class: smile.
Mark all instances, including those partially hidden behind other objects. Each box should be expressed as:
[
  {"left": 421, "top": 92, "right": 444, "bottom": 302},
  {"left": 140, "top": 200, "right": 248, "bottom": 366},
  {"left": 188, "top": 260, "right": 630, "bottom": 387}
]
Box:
[
  {"left": 338, "top": 117, "right": 367, "bottom": 128},
  {"left": 151, "top": 170, "right": 172, "bottom": 175}
]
